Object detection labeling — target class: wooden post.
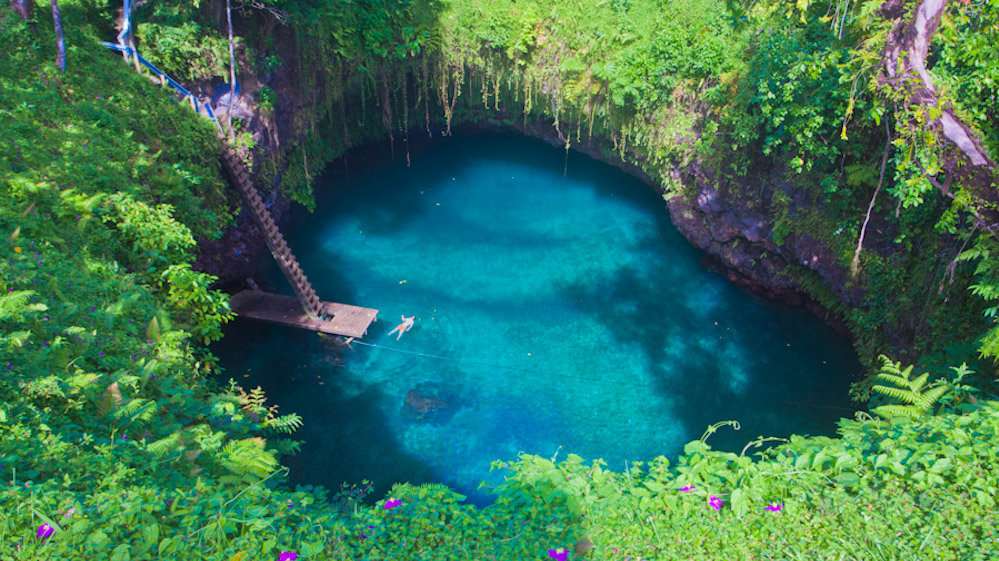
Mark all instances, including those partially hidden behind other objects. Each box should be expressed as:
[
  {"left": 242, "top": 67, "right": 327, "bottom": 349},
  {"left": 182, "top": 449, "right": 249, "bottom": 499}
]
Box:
[{"left": 226, "top": 0, "right": 236, "bottom": 140}]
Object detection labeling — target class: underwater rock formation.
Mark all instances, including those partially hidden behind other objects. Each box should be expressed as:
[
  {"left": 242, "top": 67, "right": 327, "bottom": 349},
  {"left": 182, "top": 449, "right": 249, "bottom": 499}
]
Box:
[{"left": 401, "top": 382, "right": 462, "bottom": 425}]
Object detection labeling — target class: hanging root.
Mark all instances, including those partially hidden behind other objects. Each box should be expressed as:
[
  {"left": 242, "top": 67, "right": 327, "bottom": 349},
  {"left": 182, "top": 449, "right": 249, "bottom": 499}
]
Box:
[{"left": 851, "top": 122, "right": 892, "bottom": 278}]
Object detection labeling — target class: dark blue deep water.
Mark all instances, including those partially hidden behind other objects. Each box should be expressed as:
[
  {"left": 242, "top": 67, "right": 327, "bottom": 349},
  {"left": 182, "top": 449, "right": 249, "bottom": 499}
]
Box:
[{"left": 212, "top": 134, "right": 858, "bottom": 505}]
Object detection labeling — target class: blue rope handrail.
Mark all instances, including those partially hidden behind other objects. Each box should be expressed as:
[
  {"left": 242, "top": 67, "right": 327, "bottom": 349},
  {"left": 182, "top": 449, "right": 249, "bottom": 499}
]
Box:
[
  {"left": 102, "top": 43, "right": 190, "bottom": 96},
  {"left": 117, "top": 0, "right": 132, "bottom": 49},
  {"left": 102, "top": 42, "right": 223, "bottom": 132}
]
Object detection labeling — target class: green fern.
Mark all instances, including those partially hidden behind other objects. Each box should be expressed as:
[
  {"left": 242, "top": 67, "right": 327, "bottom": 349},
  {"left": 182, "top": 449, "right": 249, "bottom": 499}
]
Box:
[
  {"left": 0, "top": 290, "right": 47, "bottom": 321},
  {"left": 64, "top": 372, "right": 100, "bottom": 392},
  {"left": 871, "top": 356, "right": 949, "bottom": 420},
  {"left": 2, "top": 330, "right": 31, "bottom": 349},
  {"left": 112, "top": 398, "right": 157, "bottom": 425},
  {"left": 262, "top": 412, "right": 304, "bottom": 435},
  {"left": 147, "top": 432, "right": 184, "bottom": 456},
  {"left": 219, "top": 437, "right": 278, "bottom": 479}
]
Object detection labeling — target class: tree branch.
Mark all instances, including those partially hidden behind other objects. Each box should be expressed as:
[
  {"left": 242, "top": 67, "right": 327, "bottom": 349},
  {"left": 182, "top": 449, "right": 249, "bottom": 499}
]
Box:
[{"left": 50, "top": 0, "right": 65, "bottom": 72}]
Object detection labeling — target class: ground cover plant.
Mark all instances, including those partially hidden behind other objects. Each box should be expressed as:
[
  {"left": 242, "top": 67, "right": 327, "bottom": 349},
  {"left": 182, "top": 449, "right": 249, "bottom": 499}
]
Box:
[{"left": 3, "top": 0, "right": 999, "bottom": 559}]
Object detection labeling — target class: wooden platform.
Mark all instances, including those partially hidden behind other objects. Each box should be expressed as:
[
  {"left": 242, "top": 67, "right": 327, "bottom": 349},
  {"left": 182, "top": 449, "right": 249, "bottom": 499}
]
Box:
[{"left": 230, "top": 290, "right": 378, "bottom": 338}]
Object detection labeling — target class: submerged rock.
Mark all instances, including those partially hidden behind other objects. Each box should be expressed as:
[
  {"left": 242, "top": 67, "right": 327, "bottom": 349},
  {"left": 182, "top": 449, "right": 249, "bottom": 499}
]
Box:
[{"left": 401, "top": 382, "right": 462, "bottom": 425}]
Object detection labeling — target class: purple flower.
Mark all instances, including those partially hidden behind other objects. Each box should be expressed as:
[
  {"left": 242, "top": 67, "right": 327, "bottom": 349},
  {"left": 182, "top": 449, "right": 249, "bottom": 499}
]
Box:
[
  {"left": 708, "top": 496, "right": 723, "bottom": 511},
  {"left": 384, "top": 498, "right": 402, "bottom": 510},
  {"left": 548, "top": 548, "right": 568, "bottom": 561},
  {"left": 37, "top": 523, "right": 54, "bottom": 539},
  {"left": 765, "top": 503, "right": 783, "bottom": 512},
  {"left": 278, "top": 553, "right": 297, "bottom": 561},
  {"left": 678, "top": 485, "right": 696, "bottom": 492}
]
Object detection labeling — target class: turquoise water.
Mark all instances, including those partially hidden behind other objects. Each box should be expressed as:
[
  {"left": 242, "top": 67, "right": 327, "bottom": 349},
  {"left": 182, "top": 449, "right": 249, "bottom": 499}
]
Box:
[{"left": 212, "top": 134, "right": 858, "bottom": 505}]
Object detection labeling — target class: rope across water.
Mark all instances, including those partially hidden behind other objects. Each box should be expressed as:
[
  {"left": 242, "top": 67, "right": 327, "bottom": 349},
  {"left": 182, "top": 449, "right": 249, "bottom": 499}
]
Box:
[{"left": 346, "top": 339, "right": 855, "bottom": 412}]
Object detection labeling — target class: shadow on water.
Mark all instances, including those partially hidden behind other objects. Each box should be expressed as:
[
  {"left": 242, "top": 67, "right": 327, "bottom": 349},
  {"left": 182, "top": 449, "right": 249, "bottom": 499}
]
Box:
[
  {"left": 212, "top": 322, "right": 439, "bottom": 504},
  {"left": 564, "top": 254, "right": 855, "bottom": 453}
]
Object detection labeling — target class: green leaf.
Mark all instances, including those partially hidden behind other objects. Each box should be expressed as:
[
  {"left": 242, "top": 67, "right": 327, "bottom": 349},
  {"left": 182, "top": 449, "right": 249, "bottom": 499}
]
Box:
[
  {"left": 730, "top": 487, "right": 748, "bottom": 518},
  {"left": 929, "top": 457, "right": 953, "bottom": 474},
  {"left": 110, "top": 543, "right": 131, "bottom": 561},
  {"left": 834, "top": 472, "right": 860, "bottom": 486}
]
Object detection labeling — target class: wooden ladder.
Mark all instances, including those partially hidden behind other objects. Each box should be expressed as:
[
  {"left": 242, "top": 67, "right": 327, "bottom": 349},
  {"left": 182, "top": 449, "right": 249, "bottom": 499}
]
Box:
[{"left": 219, "top": 147, "right": 324, "bottom": 320}]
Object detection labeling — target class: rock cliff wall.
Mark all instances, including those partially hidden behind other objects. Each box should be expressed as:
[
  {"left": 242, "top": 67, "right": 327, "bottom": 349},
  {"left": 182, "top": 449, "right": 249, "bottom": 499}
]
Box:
[{"left": 194, "top": 45, "right": 860, "bottom": 341}]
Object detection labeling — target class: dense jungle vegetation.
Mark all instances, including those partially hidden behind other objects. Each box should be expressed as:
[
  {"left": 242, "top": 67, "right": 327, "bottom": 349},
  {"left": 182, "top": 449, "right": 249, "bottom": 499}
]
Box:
[{"left": 2, "top": 0, "right": 999, "bottom": 558}]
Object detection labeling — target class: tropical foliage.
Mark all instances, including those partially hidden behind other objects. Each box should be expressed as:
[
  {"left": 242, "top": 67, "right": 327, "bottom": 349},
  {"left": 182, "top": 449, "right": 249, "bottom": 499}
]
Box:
[{"left": 3, "top": 0, "right": 999, "bottom": 559}]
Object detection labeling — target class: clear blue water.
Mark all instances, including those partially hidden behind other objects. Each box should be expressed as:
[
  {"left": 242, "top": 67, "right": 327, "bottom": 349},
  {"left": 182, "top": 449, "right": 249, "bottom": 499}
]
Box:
[{"left": 212, "top": 134, "right": 858, "bottom": 505}]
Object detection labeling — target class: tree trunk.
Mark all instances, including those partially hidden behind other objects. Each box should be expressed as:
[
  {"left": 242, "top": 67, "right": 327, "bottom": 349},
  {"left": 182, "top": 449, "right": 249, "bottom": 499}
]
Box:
[
  {"left": 9, "top": 0, "right": 33, "bottom": 19},
  {"left": 879, "top": 0, "right": 997, "bottom": 225},
  {"left": 50, "top": 0, "right": 65, "bottom": 72},
  {"left": 226, "top": 0, "right": 236, "bottom": 140}
]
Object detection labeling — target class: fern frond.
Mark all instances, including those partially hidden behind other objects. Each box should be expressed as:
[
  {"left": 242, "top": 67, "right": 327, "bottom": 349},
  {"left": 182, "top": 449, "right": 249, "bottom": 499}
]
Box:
[
  {"left": 2, "top": 330, "right": 31, "bottom": 347},
  {"left": 876, "top": 355, "right": 902, "bottom": 373},
  {"left": 65, "top": 373, "right": 100, "bottom": 393},
  {"left": 909, "top": 372, "right": 929, "bottom": 393},
  {"left": 872, "top": 404, "right": 921, "bottom": 420},
  {"left": 263, "top": 413, "right": 304, "bottom": 435},
  {"left": 97, "top": 382, "right": 123, "bottom": 417},
  {"left": 113, "top": 398, "right": 156, "bottom": 425},
  {"left": 917, "top": 385, "right": 949, "bottom": 411},
  {"left": 244, "top": 386, "right": 268, "bottom": 409},
  {"left": 219, "top": 437, "right": 278, "bottom": 479},
  {"left": 873, "top": 372, "right": 909, "bottom": 388},
  {"left": 871, "top": 355, "right": 948, "bottom": 418},
  {"left": 872, "top": 384, "right": 911, "bottom": 403},
  {"left": 217, "top": 474, "right": 244, "bottom": 486},
  {"left": 147, "top": 432, "right": 184, "bottom": 456},
  {"left": 0, "top": 290, "right": 40, "bottom": 321}
]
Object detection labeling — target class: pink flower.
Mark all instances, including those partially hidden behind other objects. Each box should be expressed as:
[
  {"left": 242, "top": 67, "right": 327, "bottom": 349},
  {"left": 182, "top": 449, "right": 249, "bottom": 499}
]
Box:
[
  {"left": 384, "top": 498, "right": 402, "bottom": 510},
  {"left": 708, "top": 496, "right": 723, "bottom": 511},
  {"left": 37, "top": 523, "right": 54, "bottom": 539},
  {"left": 765, "top": 503, "right": 783, "bottom": 512},
  {"left": 678, "top": 485, "right": 696, "bottom": 492},
  {"left": 548, "top": 548, "right": 568, "bottom": 561},
  {"left": 278, "top": 553, "right": 297, "bottom": 561}
]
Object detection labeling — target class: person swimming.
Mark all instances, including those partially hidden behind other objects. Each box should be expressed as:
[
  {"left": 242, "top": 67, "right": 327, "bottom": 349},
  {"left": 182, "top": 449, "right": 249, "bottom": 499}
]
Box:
[{"left": 388, "top": 315, "right": 415, "bottom": 340}]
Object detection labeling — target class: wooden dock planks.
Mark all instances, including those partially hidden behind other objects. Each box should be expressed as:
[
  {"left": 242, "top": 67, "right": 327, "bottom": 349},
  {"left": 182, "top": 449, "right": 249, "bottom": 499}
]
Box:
[{"left": 230, "top": 290, "right": 378, "bottom": 338}]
